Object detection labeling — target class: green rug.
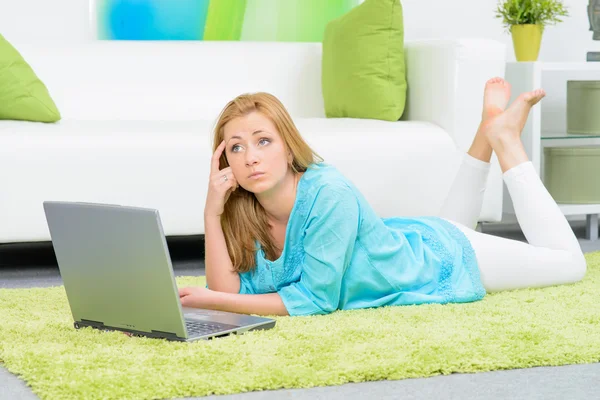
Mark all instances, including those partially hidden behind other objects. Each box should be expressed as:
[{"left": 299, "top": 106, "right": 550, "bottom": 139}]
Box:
[{"left": 2, "top": 252, "right": 600, "bottom": 400}]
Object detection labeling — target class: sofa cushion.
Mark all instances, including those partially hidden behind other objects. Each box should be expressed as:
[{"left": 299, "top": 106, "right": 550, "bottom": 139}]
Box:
[
  {"left": 0, "top": 117, "right": 445, "bottom": 141},
  {"left": 14, "top": 42, "right": 326, "bottom": 121},
  {"left": 0, "top": 34, "right": 61, "bottom": 123},
  {"left": 322, "top": 0, "right": 407, "bottom": 122}
]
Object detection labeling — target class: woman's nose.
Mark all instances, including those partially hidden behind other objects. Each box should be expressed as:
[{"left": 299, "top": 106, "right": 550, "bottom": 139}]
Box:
[{"left": 245, "top": 148, "right": 259, "bottom": 165}]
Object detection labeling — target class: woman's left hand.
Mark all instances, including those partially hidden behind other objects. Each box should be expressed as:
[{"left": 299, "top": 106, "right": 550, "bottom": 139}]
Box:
[{"left": 178, "top": 286, "right": 216, "bottom": 309}]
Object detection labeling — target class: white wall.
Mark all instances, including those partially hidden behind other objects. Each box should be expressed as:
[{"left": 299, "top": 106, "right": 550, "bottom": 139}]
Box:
[
  {"left": 0, "top": 0, "right": 597, "bottom": 62},
  {"left": 0, "top": 0, "right": 91, "bottom": 46}
]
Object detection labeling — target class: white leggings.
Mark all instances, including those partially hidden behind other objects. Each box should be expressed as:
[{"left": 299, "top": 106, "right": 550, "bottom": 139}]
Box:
[{"left": 439, "top": 154, "right": 587, "bottom": 293}]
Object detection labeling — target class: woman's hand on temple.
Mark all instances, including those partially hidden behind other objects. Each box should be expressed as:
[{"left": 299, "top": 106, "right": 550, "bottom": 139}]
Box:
[{"left": 204, "top": 140, "right": 239, "bottom": 218}]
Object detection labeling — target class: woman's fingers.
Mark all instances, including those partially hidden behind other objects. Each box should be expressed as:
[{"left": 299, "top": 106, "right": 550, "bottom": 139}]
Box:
[
  {"left": 216, "top": 169, "right": 238, "bottom": 190},
  {"left": 180, "top": 296, "right": 191, "bottom": 307},
  {"left": 211, "top": 167, "right": 232, "bottom": 185},
  {"left": 205, "top": 165, "right": 238, "bottom": 217},
  {"left": 210, "top": 140, "right": 226, "bottom": 174}
]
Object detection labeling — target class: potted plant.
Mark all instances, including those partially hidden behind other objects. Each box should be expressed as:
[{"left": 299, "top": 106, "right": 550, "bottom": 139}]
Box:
[{"left": 495, "top": 0, "right": 569, "bottom": 61}]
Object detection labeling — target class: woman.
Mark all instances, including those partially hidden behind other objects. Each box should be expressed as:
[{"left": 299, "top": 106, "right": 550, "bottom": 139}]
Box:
[{"left": 178, "top": 78, "right": 587, "bottom": 317}]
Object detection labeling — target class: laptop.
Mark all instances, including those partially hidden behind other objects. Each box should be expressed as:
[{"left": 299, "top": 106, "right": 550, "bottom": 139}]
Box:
[{"left": 43, "top": 201, "right": 276, "bottom": 342}]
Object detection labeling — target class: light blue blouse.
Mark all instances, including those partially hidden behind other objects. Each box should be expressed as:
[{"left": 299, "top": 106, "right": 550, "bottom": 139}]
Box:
[{"left": 238, "top": 162, "right": 486, "bottom": 316}]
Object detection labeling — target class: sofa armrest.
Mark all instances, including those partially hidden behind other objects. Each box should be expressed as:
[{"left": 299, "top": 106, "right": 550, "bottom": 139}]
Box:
[
  {"left": 402, "top": 38, "right": 507, "bottom": 224},
  {"left": 402, "top": 38, "right": 507, "bottom": 152}
]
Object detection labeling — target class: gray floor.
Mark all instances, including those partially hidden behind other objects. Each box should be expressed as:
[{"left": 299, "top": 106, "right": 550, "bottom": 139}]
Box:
[{"left": 1, "top": 222, "right": 599, "bottom": 400}]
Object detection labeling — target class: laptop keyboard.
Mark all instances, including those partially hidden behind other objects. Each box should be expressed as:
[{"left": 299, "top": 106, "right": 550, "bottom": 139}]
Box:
[{"left": 185, "top": 320, "right": 239, "bottom": 337}]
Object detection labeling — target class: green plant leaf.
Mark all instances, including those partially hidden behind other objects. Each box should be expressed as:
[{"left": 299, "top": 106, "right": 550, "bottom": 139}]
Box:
[{"left": 494, "top": 0, "right": 569, "bottom": 33}]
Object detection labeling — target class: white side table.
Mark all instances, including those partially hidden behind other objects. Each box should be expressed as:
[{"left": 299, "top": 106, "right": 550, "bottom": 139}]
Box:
[{"left": 504, "top": 62, "right": 600, "bottom": 241}]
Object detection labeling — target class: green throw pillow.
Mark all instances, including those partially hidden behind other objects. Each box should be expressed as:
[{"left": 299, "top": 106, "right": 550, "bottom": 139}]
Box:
[
  {"left": 322, "top": 0, "right": 406, "bottom": 121},
  {"left": 0, "top": 34, "right": 61, "bottom": 122}
]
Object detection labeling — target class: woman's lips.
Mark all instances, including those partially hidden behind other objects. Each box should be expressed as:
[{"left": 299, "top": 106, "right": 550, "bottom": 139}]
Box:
[{"left": 249, "top": 173, "right": 265, "bottom": 179}]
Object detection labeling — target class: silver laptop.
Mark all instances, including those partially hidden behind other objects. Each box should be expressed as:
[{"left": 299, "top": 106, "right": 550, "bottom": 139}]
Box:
[{"left": 43, "top": 201, "right": 276, "bottom": 342}]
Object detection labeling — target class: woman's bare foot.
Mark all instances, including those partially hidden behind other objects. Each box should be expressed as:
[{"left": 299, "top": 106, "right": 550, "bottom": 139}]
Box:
[
  {"left": 483, "top": 88, "right": 545, "bottom": 147},
  {"left": 482, "top": 77, "right": 511, "bottom": 120},
  {"left": 467, "top": 77, "right": 511, "bottom": 163},
  {"left": 480, "top": 88, "right": 546, "bottom": 172}
]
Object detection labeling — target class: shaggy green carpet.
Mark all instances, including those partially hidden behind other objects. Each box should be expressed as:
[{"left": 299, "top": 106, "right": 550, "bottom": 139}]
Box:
[{"left": 2, "top": 252, "right": 600, "bottom": 400}]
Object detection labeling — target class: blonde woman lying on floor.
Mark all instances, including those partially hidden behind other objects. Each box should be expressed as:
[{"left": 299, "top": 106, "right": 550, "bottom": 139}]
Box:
[{"left": 178, "top": 79, "right": 587, "bottom": 317}]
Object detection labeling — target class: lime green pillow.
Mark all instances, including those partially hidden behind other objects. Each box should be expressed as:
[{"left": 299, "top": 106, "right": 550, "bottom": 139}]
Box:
[
  {"left": 0, "top": 34, "right": 61, "bottom": 122},
  {"left": 322, "top": 0, "right": 406, "bottom": 121}
]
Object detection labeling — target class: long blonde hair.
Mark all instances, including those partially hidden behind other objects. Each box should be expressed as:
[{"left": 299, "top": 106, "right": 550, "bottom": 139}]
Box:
[{"left": 212, "top": 92, "right": 323, "bottom": 273}]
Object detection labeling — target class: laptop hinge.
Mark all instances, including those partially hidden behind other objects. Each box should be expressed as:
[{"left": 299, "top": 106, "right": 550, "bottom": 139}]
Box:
[
  {"left": 77, "top": 319, "right": 106, "bottom": 329},
  {"left": 151, "top": 330, "right": 180, "bottom": 340},
  {"left": 76, "top": 320, "right": 183, "bottom": 341}
]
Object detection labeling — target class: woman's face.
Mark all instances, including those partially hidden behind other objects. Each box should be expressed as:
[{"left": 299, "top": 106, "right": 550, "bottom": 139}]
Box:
[{"left": 223, "top": 111, "right": 291, "bottom": 194}]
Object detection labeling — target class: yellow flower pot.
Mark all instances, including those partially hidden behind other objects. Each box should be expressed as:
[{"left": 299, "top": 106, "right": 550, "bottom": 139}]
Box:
[{"left": 511, "top": 24, "right": 543, "bottom": 62}]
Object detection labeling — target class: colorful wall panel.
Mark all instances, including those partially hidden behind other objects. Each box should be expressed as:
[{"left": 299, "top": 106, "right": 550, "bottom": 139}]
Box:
[{"left": 95, "top": 0, "right": 360, "bottom": 42}]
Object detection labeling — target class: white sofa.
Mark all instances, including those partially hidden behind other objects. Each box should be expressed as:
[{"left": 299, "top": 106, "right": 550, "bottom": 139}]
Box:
[{"left": 0, "top": 38, "right": 506, "bottom": 244}]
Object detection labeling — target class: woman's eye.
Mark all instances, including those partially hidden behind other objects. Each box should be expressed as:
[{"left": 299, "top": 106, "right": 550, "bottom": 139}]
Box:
[{"left": 231, "top": 139, "right": 269, "bottom": 153}]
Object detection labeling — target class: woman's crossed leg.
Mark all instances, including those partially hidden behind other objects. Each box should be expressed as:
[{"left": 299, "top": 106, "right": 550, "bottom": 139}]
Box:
[{"left": 439, "top": 78, "right": 586, "bottom": 292}]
